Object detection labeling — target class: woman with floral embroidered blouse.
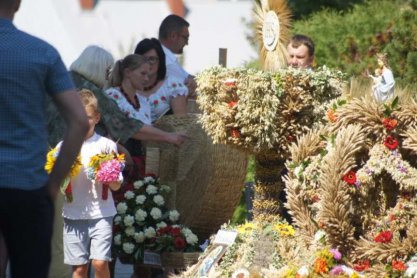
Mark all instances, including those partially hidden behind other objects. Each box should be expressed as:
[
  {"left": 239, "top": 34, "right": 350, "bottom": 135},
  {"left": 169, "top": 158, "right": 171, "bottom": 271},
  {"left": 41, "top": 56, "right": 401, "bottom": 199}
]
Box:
[{"left": 134, "top": 38, "right": 188, "bottom": 122}]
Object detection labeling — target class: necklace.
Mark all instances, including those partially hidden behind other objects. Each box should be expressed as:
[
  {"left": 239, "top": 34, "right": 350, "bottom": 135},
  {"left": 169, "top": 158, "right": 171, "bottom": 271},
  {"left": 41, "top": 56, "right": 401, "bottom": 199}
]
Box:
[
  {"left": 120, "top": 86, "right": 140, "bottom": 110},
  {"left": 143, "top": 79, "right": 159, "bottom": 91}
]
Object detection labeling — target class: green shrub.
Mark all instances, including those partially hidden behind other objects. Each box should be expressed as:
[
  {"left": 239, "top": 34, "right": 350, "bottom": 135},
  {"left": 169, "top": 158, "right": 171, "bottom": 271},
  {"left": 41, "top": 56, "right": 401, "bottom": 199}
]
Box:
[{"left": 292, "top": 0, "right": 417, "bottom": 89}]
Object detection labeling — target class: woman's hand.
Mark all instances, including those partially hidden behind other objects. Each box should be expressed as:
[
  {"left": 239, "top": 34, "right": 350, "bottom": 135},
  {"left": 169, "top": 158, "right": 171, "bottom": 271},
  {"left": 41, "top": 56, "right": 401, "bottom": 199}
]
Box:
[{"left": 165, "top": 133, "right": 188, "bottom": 146}]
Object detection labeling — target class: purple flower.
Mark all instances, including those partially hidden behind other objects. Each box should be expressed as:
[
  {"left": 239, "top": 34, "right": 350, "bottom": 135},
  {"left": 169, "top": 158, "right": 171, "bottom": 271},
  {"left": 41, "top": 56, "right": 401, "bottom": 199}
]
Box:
[
  {"left": 330, "top": 265, "right": 344, "bottom": 275},
  {"left": 330, "top": 248, "right": 342, "bottom": 260},
  {"left": 354, "top": 180, "right": 361, "bottom": 189}
]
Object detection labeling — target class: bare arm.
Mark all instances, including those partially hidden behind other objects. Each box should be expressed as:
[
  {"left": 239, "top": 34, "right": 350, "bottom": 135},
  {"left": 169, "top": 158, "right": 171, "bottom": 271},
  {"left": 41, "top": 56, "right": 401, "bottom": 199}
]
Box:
[
  {"left": 170, "top": 95, "right": 188, "bottom": 115},
  {"left": 131, "top": 124, "right": 187, "bottom": 146},
  {"left": 47, "top": 89, "right": 89, "bottom": 199}
]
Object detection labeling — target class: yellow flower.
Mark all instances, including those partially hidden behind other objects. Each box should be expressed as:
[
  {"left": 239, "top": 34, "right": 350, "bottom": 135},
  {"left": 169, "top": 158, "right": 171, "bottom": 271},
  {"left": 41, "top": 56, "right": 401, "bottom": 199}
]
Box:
[
  {"left": 274, "top": 223, "right": 295, "bottom": 237},
  {"left": 44, "top": 148, "right": 58, "bottom": 174},
  {"left": 69, "top": 154, "right": 82, "bottom": 177},
  {"left": 350, "top": 273, "right": 360, "bottom": 278},
  {"left": 237, "top": 222, "right": 255, "bottom": 235}
]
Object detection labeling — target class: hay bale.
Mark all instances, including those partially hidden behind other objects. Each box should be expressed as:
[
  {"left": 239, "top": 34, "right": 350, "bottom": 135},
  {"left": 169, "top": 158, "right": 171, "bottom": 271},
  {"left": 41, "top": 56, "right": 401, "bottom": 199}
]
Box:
[{"left": 148, "top": 114, "right": 248, "bottom": 240}]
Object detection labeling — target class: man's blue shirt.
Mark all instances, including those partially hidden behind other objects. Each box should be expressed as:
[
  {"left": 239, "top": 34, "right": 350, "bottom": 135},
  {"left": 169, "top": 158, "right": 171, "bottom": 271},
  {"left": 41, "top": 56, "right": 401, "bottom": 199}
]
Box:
[{"left": 0, "top": 17, "right": 74, "bottom": 190}]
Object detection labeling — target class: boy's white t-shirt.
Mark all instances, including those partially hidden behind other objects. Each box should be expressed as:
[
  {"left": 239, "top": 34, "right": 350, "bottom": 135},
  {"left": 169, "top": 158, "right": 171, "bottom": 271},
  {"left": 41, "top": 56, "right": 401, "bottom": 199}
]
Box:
[{"left": 59, "top": 133, "right": 120, "bottom": 220}]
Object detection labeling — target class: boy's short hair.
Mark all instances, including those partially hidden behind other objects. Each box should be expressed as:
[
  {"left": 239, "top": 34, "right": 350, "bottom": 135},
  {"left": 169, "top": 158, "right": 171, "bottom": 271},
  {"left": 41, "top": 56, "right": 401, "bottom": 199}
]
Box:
[{"left": 79, "top": 89, "right": 99, "bottom": 113}]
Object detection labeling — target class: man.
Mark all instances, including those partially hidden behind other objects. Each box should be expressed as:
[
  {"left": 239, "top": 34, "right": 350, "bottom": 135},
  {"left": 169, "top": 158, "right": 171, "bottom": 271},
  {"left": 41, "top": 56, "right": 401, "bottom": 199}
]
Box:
[
  {"left": 0, "top": 1, "right": 88, "bottom": 277},
  {"left": 287, "top": 34, "right": 315, "bottom": 69},
  {"left": 158, "top": 14, "right": 197, "bottom": 96}
]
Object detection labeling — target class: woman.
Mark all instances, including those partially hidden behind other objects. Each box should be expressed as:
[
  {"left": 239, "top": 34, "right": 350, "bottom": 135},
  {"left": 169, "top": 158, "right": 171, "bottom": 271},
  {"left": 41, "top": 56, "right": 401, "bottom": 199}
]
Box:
[
  {"left": 134, "top": 38, "right": 188, "bottom": 122},
  {"left": 370, "top": 52, "right": 395, "bottom": 103}
]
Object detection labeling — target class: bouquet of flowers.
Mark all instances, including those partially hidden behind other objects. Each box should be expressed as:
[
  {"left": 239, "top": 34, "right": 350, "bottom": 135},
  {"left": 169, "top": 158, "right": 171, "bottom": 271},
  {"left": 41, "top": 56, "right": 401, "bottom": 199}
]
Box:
[
  {"left": 86, "top": 151, "right": 125, "bottom": 200},
  {"left": 112, "top": 175, "right": 200, "bottom": 263},
  {"left": 45, "top": 147, "right": 82, "bottom": 202}
]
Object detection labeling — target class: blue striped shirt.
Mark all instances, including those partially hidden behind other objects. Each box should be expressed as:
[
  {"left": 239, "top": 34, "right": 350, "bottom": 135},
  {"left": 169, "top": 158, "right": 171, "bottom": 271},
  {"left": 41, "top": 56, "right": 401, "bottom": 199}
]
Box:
[{"left": 0, "top": 17, "right": 75, "bottom": 190}]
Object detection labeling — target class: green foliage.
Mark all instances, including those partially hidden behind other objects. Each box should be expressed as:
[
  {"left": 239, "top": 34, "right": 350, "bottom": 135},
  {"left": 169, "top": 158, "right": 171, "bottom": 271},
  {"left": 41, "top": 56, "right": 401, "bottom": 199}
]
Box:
[
  {"left": 292, "top": 0, "right": 417, "bottom": 89},
  {"left": 288, "top": 0, "right": 364, "bottom": 19}
]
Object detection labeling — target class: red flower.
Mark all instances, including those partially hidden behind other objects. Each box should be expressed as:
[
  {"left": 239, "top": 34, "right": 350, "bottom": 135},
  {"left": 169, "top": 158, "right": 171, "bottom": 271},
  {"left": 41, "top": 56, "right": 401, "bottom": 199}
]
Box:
[
  {"left": 161, "top": 96, "right": 167, "bottom": 102},
  {"left": 170, "top": 227, "right": 181, "bottom": 237},
  {"left": 392, "top": 260, "right": 407, "bottom": 271},
  {"left": 174, "top": 236, "right": 186, "bottom": 250},
  {"left": 353, "top": 260, "right": 371, "bottom": 272},
  {"left": 231, "top": 129, "right": 241, "bottom": 138},
  {"left": 228, "top": 101, "right": 237, "bottom": 108},
  {"left": 382, "top": 118, "right": 398, "bottom": 131},
  {"left": 342, "top": 170, "right": 356, "bottom": 185},
  {"left": 172, "top": 83, "right": 177, "bottom": 88},
  {"left": 224, "top": 79, "right": 236, "bottom": 87},
  {"left": 374, "top": 230, "right": 393, "bottom": 243},
  {"left": 153, "top": 100, "right": 159, "bottom": 105},
  {"left": 384, "top": 135, "right": 398, "bottom": 150}
]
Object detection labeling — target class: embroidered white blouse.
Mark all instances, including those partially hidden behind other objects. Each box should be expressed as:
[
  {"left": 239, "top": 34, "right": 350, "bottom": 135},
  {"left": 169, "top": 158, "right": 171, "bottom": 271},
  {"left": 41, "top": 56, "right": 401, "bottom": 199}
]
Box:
[
  {"left": 104, "top": 87, "right": 152, "bottom": 125},
  {"left": 147, "top": 76, "right": 188, "bottom": 122}
]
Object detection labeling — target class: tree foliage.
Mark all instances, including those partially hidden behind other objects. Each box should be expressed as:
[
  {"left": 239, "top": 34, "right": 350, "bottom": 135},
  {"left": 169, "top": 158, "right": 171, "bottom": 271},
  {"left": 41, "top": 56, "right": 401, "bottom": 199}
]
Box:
[
  {"left": 292, "top": 0, "right": 417, "bottom": 89},
  {"left": 288, "top": 0, "right": 364, "bottom": 19}
]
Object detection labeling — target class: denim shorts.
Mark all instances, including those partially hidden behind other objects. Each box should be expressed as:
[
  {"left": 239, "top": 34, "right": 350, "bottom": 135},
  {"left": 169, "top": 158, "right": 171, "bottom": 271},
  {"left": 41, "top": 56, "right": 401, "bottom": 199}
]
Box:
[{"left": 63, "top": 217, "right": 113, "bottom": 265}]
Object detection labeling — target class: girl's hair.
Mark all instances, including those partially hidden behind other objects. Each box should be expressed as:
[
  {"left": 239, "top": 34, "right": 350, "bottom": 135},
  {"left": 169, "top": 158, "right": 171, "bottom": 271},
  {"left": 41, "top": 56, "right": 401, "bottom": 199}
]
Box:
[
  {"left": 78, "top": 89, "right": 99, "bottom": 114},
  {"left": 70, "top": 45, "right": 114, "bottom": 88},
  {"left": 108, "top": 54, "right": 149, "bottom": 87},
  {"left": 134, "top": 38, "right": 166, "bottom": 81}
]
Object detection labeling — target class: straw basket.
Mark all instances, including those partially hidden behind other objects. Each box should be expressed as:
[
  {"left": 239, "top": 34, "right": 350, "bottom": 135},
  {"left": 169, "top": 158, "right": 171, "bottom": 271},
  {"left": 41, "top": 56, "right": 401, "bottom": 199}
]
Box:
[
  {"left": 147, "top": 114, "right": 248, "bottom": 240},
  {"left": 161, "top": 252, "right": 201, "bottom": 269}
]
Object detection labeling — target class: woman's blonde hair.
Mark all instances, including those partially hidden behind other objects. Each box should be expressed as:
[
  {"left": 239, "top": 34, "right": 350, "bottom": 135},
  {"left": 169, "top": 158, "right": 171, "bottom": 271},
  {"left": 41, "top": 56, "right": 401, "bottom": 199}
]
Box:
[
  {"left": 107, "top": 54, "right": 148, "bottom": 88},
  {"left": 70, "top": 45, "right": 114, "bottom": 88}
]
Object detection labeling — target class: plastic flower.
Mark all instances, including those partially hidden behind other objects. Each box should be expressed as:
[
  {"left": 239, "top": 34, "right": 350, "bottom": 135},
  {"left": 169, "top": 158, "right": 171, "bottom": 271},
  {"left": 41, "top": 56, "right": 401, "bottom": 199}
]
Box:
[
  {"left": 169, "top": 210, "right": 180, "bottom": 222},
  {"left": 114, "top": 234, "right": 122, "bottom": 245},
  {"left": 123, "top": 215, "right": 135, "bottom": 227},
  {"left": 153, "top": 195, "right": 165, "bottom": 206},
  {"left": 353, "top": 259, "right": 371, "bottom": 272},
  {"left": 134, "top": 209, "right": 147, "bottom": 222},
  {"left": 392, "top": 260, "right": 407, "bottom": 271},
  {"left": 186, "top": 233, "right": 198, "bottom": 245},
  {"left": 156, "top": 221, "right": 167, "bottom": 229},
  {"left": 134, "top": 232, "right": 145, "bottom": 243},
  {"left": 146, "top": 185, "right": 158, "bottom": 195},
  {"left": 384, "top": 135, "right": 398, "bottom": 150},
  {"left": 133, "top": 180, "right": 144, "bottom": 189},
  {"left": 237, "top": 222, "right": 255, "bottom": 235},
  {"left": 144, "top": 227, "right": 156, "bottom": 238},
  {"left": 96, "top": 159, "right": 122, "bottom": 183},
  {"left": 274, "top": 223, "right": 295, "bottom": 236},
  {"left": 174, "top": 236, "right": 186, "bottom": 250},
  {"left": 382, "top": 117, "right": 397, "bottom": 131},
  {"left": 150, "top": 207, "right": 162, "bottom": 220},
  {"left": 114, "top": 215, "right": 122, "bottom": 225},
  {"left": 124, "top": 190, "right": 135, "bottom": 200},
  {"left": 122, "top": 242, "right": 135, "bottom": 254},
  {"left": 343, "top": 170, "right": 356, "bottom": 185},
  {"left": 374, "top": 230, "right": 393, "bottom": 243},
  {"left": 314, "top": 258, "right": 329, "bottom": 274},
  {"left": 330, "top": 248, "right": 342, "bottom": 260},
  {"left": 125, "top": 226, "right": 135, "bottom": 236},
  {"left": 144, "top": 176, "right": 155, "bottom": 183},
  {"left": 116, "top": 202, "right": 128, "bottom": 214},
  {"left": 135, "top": 195, "right": 146, "bottom": 205}
]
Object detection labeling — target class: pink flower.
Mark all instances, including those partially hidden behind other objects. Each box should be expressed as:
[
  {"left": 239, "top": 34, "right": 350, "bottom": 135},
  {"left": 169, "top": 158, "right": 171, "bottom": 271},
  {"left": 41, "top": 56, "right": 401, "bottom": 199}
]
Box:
[
  {"left": 96, "top": 159, "right": 122, "bottom": 183},
  {"left": 330, "top": 265, "right": 344, "bottom": 275},
  {"left": 330, "top": 248, "right": 342, "bottom": 260}
]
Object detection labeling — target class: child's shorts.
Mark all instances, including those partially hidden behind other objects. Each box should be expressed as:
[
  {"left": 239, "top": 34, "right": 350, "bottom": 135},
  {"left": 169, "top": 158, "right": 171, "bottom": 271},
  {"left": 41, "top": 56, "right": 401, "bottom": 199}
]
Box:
[{"left": 63, "top": 217, "right": 113, "bottom": 265}]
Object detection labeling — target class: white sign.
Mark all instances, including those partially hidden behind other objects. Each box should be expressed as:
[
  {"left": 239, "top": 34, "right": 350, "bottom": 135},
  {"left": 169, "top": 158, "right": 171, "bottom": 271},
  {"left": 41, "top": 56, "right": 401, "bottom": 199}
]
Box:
[
  {"left": 213, "top": 230, "right": 238, "bottom": 246},
  {"left": 262, "top": 11, "right": 280, "bottom": 52}
]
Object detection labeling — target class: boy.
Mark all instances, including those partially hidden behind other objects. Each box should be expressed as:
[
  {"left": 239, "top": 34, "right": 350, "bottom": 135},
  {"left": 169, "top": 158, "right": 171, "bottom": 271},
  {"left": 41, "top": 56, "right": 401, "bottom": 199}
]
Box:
[{"left": 58, "top": 89, "right": 122, "bottom": 278}]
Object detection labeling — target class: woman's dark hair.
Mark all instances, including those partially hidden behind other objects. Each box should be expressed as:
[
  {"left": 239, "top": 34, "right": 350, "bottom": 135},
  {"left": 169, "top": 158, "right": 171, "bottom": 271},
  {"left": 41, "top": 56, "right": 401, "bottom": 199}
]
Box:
[{"left": 134, "top": 38, "right": 166, "bottom": 81}]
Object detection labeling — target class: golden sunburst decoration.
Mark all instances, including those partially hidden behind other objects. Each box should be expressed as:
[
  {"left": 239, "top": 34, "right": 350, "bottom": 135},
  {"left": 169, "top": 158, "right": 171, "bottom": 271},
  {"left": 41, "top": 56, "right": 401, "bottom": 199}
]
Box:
[{"left": 254, "top": 0, "right": 291, "bottom": 71}]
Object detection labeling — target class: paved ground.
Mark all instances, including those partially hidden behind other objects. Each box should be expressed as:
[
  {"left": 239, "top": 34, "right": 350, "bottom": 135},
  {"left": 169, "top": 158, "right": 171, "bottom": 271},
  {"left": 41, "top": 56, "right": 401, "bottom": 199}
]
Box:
[{"left": 5, "top": 259, "right": 133, "bottom": 278}]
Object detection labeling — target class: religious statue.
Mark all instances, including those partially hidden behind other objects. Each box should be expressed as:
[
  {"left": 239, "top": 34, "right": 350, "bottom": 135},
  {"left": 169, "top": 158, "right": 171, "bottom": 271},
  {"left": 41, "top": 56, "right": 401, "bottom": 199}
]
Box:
[{"left": 369, "top": 53, "right": 395, "bottom": 102}]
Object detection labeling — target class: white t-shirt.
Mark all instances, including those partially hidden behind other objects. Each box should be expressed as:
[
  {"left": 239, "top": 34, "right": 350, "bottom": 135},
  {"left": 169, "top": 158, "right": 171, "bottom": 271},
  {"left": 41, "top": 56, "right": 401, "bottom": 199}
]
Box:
[
  {"left": 162, "top": 44, "right": 190, "bottom": 82},
  {"left": 104, "top": 87, "right": 152, "bottom": 125},
  {"left": 60, "top": 133, "right": 121, "bottom": 219},
  {"left": 148, "top": 76, "right": 188, "bottom": 122}
]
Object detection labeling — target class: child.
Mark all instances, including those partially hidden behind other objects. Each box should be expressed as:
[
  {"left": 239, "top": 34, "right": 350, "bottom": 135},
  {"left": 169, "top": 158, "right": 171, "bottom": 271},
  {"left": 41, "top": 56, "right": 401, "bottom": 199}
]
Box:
[{"left": 59, "top": 89, "right": 122, "bottom": 278}]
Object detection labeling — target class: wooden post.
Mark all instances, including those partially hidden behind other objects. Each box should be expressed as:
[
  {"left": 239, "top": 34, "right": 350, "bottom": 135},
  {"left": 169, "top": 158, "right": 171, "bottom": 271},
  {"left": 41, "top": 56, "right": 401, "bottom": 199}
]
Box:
[{"left": 219, "top": 48, "right": 227, "bottom": 67}]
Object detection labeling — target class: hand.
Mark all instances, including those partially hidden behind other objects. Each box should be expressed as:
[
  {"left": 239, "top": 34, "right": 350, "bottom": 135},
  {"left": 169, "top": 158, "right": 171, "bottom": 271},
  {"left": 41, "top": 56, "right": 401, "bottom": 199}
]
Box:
[
  {"left": 166, "top": 133, "right": 188, "bottom": 146},
  {"left": 184, "top": 76, "right": 197, "bottom": 98},
  {"left": 45, "top": 180, "right": 59, "bottom": 201}
]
